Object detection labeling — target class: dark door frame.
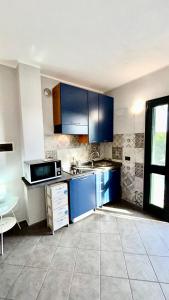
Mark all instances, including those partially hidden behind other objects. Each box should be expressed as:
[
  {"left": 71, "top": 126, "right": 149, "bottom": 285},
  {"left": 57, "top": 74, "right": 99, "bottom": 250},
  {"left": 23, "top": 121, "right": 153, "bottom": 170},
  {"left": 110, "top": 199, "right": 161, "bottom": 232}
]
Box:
[{"left": 143, "top": 96, "right": 169, "bottom": 220}]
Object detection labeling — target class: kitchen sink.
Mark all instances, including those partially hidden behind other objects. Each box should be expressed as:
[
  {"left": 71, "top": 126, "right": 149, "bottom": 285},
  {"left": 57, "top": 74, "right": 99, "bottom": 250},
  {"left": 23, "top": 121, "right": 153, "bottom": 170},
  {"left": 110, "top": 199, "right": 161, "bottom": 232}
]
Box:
[
  {"left": 82, "top": 159, "right": 115, "bottom": 168},
  {"left": 93, "top": 160, "right": 114, "bottom": 167},
  {"left": 69, "top": 160, "right": 121, "bottom": 175},
  {"left": 74, "top": 160, "right": 117, "bottom": 172}
]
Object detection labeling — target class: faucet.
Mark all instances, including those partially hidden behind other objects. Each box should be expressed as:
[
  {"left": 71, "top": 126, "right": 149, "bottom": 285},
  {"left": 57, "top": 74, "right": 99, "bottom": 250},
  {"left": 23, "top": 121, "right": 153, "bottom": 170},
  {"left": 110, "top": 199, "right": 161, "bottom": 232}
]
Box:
[{"left": 90, "top": 151, "right": 100, "bottom": 167}]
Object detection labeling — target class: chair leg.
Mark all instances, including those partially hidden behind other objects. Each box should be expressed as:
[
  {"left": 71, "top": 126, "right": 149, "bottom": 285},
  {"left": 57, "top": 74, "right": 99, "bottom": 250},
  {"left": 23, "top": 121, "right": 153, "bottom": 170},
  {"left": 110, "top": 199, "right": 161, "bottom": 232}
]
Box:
[
  {"left": 1, "top": 232, "right": 3, "bottom": 256},
  {"left": 12, "top": 210, "right": 21, "bottom": 230}
]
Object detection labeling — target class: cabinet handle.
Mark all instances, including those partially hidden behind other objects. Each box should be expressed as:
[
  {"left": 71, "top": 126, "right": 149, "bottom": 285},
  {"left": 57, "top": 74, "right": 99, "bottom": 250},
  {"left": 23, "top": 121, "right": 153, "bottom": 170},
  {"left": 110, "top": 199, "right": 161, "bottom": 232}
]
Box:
[
  {"left": 71, "top": 175, "right": 93, "bottom": 181},
  {"left": 71, "top": 177, "right": 87, "bottom": 181},
  {"left": 79, "top": 177, "right": 88, "bottom": 180}
]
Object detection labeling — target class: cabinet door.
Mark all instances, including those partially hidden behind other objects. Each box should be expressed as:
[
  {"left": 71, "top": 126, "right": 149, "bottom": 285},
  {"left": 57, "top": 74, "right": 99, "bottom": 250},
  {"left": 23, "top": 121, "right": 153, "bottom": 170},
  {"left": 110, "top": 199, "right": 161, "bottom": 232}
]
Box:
[
  {"left": 109, "top": 169, "right": 121, "bottom": 203},
  {"left": 101, "top": 169, "right": 120, "bottom": 205},
  {"left": 102, "top": 170, "right": 110, "bottom": 205},
  {"left": 98, "top": 95, "right": 113, "bottom": 142},
  {"left": 88, "top": 91, "right": 99, "bottom": 143},
  {"left": 61, "top": 83, "right": 88, "bottom": 126},
  {"left": 69, "top": 174, "right": 96, "bottom": 220}
]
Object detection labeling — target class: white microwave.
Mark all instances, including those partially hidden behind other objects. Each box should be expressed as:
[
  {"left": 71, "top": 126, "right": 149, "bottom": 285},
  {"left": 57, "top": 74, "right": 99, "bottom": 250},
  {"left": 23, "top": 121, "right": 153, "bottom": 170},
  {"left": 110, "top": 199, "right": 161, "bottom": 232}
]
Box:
[{"left": 24, "top": 160, "right": 61, "bottom": 184}]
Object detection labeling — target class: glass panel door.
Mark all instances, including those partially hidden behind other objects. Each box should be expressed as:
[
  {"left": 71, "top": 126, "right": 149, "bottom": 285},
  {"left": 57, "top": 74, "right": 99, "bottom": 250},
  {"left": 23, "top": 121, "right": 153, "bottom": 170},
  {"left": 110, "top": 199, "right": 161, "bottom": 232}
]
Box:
[
  {"left": 144, "top": 97, "right": 169, "bottom": 219},
  {"left": 151, "top": 105, "right": 167, "bottom": 166},
  {"left": 150, "top": 174, "right": 165, "bottom": 208}
]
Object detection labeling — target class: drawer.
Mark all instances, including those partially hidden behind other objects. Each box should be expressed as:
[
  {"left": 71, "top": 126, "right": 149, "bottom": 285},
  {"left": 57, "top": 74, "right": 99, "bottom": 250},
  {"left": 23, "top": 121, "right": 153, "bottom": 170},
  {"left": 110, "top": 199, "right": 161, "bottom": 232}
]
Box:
[
  {"left": 53, "top": 213, "right": 69, "bottom": 224},
  {"left": 47, "top": 195, "right": 68, "bottom": 210},
  {"left": 47, "top": 205, "right": 68, "bottom": 217},
  {"left": 54, "top": 206, "right": 68, "bottom": 218},
  {"left": 46, "top": 183, "right": 68, "bottom": 199},
  {"left": 47, "top": 190, "right": 68, "bottom": 201},
  {"left": 48, "top": 215, "right": 68, "bottom": 231},
  {"left": 54, "top": 219, "right": 68, "bottom": 231}
]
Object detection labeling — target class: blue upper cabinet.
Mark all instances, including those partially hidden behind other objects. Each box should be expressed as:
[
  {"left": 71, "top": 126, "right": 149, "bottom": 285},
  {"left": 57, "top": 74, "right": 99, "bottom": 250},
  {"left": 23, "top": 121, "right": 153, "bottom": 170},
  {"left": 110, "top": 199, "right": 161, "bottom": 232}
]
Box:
[
  {"left": 98, "top": 94, "right": 114, "bottom": 143},
  {"left": 53, "top": 83, "right": 88, "bottom": 134},
  {"left": 88, "top": 92, "right": 114, "bottom": 143},
  {"left": 53, "top": 82, "right": 113, "bottom": 140},
  {"left": 88, "top": 91, "right": 99, "bottom": 143}
]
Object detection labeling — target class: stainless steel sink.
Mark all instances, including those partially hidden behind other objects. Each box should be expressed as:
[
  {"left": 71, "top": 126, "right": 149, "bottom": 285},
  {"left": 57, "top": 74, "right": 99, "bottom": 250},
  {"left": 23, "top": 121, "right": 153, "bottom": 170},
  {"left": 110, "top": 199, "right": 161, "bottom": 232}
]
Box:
[
  {"left": 94, "top": 161, "right": 113, "bottom": 167},
  {"left": 69, "top": 160, "right": 120, "bottom": 175},
  {"left": 81, "top": 160, "right": 114, "bottom": 168},
  {"left": 75, "top": 160, "right": 115, "bottom": 172}
]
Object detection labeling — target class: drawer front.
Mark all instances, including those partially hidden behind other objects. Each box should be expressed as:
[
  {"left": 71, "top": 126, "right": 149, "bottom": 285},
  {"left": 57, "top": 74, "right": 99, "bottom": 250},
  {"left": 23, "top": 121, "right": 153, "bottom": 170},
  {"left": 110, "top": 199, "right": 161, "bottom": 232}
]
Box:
[
  {"left": 47, "top": 184, "right": 68, "bottom": 199},
  {"left": 54, "top": 219, "right": 68, "bottom": 231},
  {"left": 52, "top": 197, "right": 68, "bottom": 210},
  {"left": 48, "top": 215, "right": 68, "bottom": 231}
]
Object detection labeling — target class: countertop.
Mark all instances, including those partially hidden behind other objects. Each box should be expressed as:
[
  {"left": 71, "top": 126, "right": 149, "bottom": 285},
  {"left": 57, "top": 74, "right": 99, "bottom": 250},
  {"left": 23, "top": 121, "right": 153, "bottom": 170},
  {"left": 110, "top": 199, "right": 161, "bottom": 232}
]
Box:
[
  {"left": 22, "top": 160, "right": 122, "bottom": 189},
  {"left": 22, "top": 171, "right": 72, "bottom": 189}
]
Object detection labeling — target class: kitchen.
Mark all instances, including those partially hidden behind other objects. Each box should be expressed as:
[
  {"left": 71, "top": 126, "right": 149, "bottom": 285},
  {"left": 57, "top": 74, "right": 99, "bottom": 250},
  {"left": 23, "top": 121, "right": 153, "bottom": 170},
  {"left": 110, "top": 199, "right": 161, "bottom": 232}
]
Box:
[
  {"left": 22, "top": 78, "right": 121, "bottom": 227},
  {"left": 1, "top": 1, "right": 169, "bottom": 299}
]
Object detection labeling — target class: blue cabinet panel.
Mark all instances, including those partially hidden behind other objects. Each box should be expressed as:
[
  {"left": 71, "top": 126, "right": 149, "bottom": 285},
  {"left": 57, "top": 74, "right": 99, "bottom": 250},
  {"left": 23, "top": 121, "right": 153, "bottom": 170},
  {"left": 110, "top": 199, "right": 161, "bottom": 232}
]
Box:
[
  {"left": 96, "top": 169, "right": 120, "bottom": 207},
  {"left": 69, "top": 174, "right": 96, "bottom": 220},
  {"left": 88, "top": 91, "right": 99, "bottom": 143},
  {"left": 61, "top": 83, "right": 88, "bottom": 126},
  {"left": 102, "top": 170, "right": 111, "bottom": 205},
  {"left": 96, "top": 172, "right": 102, "bottom": 207},
  {"left": 53, "top": 83, "right": 114, "bottom": 139},
  {"left": 102, "top": 169, "right": 120, "bottom": 205},
  {"left": 62, "top": 124, "right": 88, "bottom": 135},
  {"left": 98, "top": 95, "right": 113, "bottom": 142},
  {"left": 110, "top": 169, "right": 121, "bottom": 202}
]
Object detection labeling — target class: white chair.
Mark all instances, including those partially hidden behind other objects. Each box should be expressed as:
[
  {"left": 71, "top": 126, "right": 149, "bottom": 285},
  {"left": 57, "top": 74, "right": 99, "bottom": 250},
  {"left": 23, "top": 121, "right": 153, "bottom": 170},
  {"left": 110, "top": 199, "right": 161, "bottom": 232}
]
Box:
[{"left": 0, "top": 195, "right": 20, "bottom": 255}]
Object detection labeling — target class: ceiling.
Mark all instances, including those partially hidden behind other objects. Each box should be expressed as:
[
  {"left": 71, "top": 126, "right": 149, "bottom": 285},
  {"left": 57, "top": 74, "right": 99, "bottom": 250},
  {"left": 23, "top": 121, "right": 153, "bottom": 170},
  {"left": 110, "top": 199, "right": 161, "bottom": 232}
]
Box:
[{"left": 0, "top": 0, "right": 169, "bottom": 92}]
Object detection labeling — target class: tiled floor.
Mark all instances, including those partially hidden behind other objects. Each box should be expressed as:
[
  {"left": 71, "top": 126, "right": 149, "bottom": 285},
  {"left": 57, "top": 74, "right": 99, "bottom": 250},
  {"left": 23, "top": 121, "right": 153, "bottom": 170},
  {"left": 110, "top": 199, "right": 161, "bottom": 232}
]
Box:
[{"left": 1, "top": 204, "right": 169, "bottom": 299}]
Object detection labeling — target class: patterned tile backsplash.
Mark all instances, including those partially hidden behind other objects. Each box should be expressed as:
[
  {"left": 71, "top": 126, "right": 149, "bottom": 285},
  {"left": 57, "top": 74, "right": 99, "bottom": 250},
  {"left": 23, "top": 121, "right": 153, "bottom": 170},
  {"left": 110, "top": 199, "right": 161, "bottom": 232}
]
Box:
[
  {"left": 111, "top": 133, "right": 145, "bottom": 207},
  {"left": 44, "top": 135, "right": 104, "bottom": 171},
  {"left": 135, "top": 162, "right": 144, "bottom": 178},
  {"left": 45, "top": 132, "right": 145, "bottom": 208},
  {"left": 135, "top": 133, "right": 144, "bottom": 148},
  {"left": 111, "top": 134, "right": 123, "bottom": 147},
  {"left": 112, "top": 147, "right": 123, "bottom": 160}
]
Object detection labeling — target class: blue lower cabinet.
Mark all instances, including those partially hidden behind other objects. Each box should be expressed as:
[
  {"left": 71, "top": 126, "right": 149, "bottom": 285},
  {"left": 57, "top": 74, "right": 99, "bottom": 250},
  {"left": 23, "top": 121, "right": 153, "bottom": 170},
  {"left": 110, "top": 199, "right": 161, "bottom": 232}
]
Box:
[
  {"left": 96, "top": 169, "right": 120, "bottom": 207},
  {"left": 95, "top": 172, "right": 102, "bottom": 207},
  {"left": 69, "top": 174, "right": 96, "bottom": 221}
]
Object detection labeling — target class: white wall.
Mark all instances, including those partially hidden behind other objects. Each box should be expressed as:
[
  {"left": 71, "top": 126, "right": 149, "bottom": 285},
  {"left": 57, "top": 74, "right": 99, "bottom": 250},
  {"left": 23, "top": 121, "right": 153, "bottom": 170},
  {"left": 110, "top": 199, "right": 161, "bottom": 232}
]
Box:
[
  {"left": 18, "top": 63, "right": 45, "bottom": 161},
  {"left": 109, "top": 66, "right": 169, "bottom": 134},
  {"left": 17, "top": 64, "right": 47, "bottom": 224},
  {"left": 107, "top": 65, "right": 169, "bottom": 207},
  {"left": 0, "top": 65, "right": 26, "bottom": 221},
  {"left": 41, "top": 76, "right": 58, "bottom": 136}
]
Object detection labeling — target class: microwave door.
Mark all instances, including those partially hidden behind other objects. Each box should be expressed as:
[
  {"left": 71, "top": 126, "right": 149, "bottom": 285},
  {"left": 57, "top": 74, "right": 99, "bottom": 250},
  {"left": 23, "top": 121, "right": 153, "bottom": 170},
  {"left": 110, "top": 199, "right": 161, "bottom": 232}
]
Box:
[{"left": 30, "top": 163, "right": 56, "bottom": 182}]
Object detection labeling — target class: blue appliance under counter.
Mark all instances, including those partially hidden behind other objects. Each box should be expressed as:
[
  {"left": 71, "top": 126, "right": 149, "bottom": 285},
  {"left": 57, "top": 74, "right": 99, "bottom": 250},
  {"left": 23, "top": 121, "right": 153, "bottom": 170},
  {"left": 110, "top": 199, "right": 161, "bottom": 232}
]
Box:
[{"left": 69, "top": 173, "right": 96, "bottom": 222}]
